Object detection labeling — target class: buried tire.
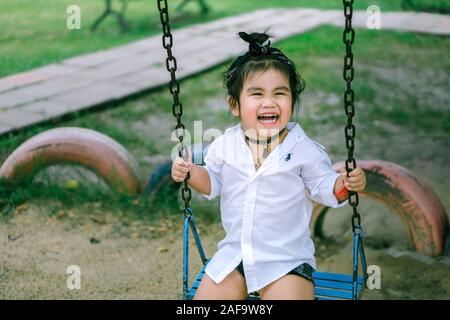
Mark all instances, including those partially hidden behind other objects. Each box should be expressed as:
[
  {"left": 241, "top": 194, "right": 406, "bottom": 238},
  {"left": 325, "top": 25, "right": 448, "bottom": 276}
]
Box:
[
  {"left": 0, "top": 127, "right": 143, "bottom": 194},
  {"left": 310, "top": 160, "right": 448, "bottom": 257}
]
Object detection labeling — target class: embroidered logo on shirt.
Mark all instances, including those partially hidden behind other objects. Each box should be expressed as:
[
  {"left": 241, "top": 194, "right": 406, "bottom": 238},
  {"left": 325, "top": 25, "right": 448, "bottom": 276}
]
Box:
[{"left": 285, "top": 153, "right": 292, "bottom": 162}]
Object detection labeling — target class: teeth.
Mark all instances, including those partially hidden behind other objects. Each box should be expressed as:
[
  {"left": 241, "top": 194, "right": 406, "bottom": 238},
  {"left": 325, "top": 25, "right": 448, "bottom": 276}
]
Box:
[
  {"left": 260, "top": 118, "right": 276, "bottom": 123},
  {"left": 259, "top": 113, "right": 278, "bottom": 118},
  {"left": 258, "top": 115, "right": 278, "bottom": 123},
  {"left": 257, "top": 113, "right": 278, "bottom": 125}
]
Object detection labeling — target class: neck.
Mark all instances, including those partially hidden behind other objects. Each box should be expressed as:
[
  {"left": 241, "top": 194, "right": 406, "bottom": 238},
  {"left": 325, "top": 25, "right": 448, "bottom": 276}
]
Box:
[{"left": 244, "top": 127, "right": 287, "bottom": 145}]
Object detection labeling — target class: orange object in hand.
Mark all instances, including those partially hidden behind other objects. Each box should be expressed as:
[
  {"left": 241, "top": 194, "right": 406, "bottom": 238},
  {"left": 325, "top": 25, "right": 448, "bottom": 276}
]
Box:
[{"left": 335, "top": 185, "right": 349, "bottom": 201}]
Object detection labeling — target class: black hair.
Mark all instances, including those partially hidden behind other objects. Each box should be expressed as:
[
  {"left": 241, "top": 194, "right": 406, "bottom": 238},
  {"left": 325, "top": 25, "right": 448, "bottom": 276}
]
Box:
[{"left": 225, "top": 32, "right": 306, "bottom": 113}]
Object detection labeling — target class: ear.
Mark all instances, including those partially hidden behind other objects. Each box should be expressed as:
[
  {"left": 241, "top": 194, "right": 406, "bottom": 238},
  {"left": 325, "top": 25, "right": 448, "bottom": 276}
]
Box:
[{"left": 227, "top": 96, "right": 240, "bottom": 117}]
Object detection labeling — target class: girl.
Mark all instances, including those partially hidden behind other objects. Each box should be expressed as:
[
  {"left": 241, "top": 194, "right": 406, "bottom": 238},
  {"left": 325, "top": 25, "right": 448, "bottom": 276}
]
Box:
[{"left": 171, "top": 32, "right": 366, "bottom": 300}]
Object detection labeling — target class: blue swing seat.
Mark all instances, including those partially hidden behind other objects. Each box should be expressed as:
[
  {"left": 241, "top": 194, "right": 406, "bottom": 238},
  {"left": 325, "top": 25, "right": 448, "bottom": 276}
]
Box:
[
  {"left": 182, "top": 212, "right": 367, "bottom": 300},
  {"left": 313, "top": 271, "right": 364, "bottom": 300},
  {"left": 186, "top": 264, "right": 365, "bottom": 300}
]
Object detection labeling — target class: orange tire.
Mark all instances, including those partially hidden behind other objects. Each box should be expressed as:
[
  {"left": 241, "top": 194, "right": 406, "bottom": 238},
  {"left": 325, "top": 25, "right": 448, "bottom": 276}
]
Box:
[
  {"left": 311, "top": 160, "right": 448, "bottom": 256},
  {"left": 0, "top": 127, "right": 143, "bottom": 194}
]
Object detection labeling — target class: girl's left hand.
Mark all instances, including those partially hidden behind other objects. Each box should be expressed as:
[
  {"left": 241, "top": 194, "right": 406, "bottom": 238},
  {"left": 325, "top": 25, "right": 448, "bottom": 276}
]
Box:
[{"left": 341, "top": 167, "right": 366, "bottom": 192}]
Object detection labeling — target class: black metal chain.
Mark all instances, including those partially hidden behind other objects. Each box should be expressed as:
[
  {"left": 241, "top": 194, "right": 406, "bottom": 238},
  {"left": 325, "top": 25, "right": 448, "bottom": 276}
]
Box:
[
  {"left": 342, "top": 0, "right": 361, "bottom": 233},
  {"left": 157, "top": 0, "right": 192, "bottom": 214}
]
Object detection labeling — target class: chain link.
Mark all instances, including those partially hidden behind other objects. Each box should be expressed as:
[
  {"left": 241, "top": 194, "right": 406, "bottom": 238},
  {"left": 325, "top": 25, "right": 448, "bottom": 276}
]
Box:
[
  {"left": 342, "top": 0, "right": 361, "bottom": 233},
  {"left": 157, "top": 0, "right": 192, "bottom": 209}
]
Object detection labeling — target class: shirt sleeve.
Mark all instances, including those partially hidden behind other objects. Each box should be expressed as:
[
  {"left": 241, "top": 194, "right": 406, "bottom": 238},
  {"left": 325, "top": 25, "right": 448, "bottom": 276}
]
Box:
[
  {"left": 301, "top": 143, "right": 348, "bottom": 208},
  {"left": 201, "top": 138, "right": 223, "bottom": 200}
]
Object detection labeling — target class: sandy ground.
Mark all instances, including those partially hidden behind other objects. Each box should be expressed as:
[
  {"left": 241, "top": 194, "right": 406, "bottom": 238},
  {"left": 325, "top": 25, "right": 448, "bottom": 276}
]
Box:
[{"left": 0, "top": 198, "right": 448, "bottom": 300}]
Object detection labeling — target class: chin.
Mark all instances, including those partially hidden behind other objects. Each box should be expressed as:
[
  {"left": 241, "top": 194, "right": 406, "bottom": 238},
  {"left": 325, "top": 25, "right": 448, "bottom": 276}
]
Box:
[{"left": 257, "top": 127, "right": 282, "bottom": 137}]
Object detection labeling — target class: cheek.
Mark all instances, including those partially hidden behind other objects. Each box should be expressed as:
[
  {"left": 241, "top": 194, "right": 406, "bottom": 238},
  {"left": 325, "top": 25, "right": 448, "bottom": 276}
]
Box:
[
  {"left": 281, "top": 112, "right": 292, "bottom": 122},
  {"left": 240, "top": 108, "right": 256, "bottom": 122},
  {"left": 280, "top": 98, "right": 293, "bottom": 117},
  {"left": 239, "top": 100, "right": 258, "bottom": 118}
]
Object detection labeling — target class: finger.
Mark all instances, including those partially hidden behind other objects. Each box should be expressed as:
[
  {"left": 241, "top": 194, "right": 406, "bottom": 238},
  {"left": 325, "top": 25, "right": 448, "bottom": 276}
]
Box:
[
  {"left": 178, "top": 158, "right": 189, "bottom": 167},
  {"left": 172, "top": 174, "right": 183, "bottom": 182},
  {"left": 173, "top": 168, "right": 188, "bottom": 176},
  {"left": 174, "top": 157, "right": 186, "bottom": 167},
  {"left": 347, "top": 181, "right": 365, "bottom": 191},
  {"left": 184, "top": 161, "right": 193, "bottom": 170},
  {"left": 180, "top": 167, "right": 191, "bottom": 174},
  {"left": 349, "top": 168, "right": 363, "bottom": 176},
  {"left": 347, "top": 176, "right": 364, "bottom": 183},
  {"left": 173, "top": 164, "right": 184, "bottom": 173},
  {"left": 349, "top": 180, "right": 365, "bottom": 188},
  {"left": 348, "top": 178, "right": 365, "bottom": 186},
  {"left": 177, "top": 171, "right": 188, "bottom": 178},
  {"left": 177, "top": 160, "right": 190, "bottom": 169},
  {"left": 172, "top": 171, "right": 184, "bottom": 178},
  {"left": 173, "top": 174, "right": 186, "bottom": 182},
  {"left": 342, "top": 175, "right": 355, "bottom": 184},
  {"left": 344, "top": 181, "right": 353, "bottom": 189}
]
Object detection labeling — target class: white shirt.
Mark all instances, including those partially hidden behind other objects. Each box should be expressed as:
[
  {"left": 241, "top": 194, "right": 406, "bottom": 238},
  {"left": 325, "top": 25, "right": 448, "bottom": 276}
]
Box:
[{"left": 202, "top": 122, "right": 347, "bottom": 293}]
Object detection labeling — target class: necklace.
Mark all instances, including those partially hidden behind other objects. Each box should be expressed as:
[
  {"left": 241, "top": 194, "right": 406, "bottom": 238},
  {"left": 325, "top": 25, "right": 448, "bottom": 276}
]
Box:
[
  {"left": 244, "top": 128, "right": 287, "bottom": 145},
  {"left": 244, "top": 127, "right": 289, "bottom": 170}
]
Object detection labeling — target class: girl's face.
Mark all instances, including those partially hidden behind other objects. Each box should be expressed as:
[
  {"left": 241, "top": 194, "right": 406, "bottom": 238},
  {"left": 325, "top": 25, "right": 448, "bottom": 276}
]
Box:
[{"left": 230, "top": 68, "right": 292, "bottom": 139}]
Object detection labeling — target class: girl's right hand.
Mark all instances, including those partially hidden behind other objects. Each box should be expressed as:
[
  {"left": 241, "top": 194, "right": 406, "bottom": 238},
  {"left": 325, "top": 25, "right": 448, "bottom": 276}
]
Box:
[{"left": 171, "top": 156, "right": 193, "bottom": 183}]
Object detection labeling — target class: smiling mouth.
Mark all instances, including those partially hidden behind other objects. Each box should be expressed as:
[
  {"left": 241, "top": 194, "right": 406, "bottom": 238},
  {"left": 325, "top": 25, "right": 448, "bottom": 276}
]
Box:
[{"left": 258, "top": 113, "right": 279, "bottom": 124}]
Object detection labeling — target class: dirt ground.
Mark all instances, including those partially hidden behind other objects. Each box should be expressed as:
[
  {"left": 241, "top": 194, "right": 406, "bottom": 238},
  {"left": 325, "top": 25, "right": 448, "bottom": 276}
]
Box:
[{"left": 0, "top": 200, "right": 448, "bottom": 300}]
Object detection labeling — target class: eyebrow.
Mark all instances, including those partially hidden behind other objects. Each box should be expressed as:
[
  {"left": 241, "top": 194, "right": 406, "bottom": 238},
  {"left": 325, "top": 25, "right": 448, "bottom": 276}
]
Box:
[{"left": 247, "top": 86, "right": 290, "bottom": 92}]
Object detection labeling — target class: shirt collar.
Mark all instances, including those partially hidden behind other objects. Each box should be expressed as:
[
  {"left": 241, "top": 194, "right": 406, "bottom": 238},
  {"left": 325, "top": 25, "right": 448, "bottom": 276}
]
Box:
[
  {"left": 228, "top": 122, "right": 306, "bottom": 141},
  {"left": 286, "top": 121, "right": 306, "bottom": 142},
  {"left": 226, "top": 122, "right": 306, "bottom": 178}
]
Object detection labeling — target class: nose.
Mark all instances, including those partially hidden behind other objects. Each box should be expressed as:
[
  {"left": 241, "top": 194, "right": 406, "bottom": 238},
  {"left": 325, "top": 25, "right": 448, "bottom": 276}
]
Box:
[{"left": 261, "top": 96, "right": 276, "bottom": 109}]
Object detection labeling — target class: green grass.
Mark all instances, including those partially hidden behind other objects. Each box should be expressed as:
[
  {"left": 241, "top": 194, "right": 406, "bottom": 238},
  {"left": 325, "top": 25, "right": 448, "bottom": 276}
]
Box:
[
  {"left": 0, "top": 0, "right": 407, "bottom": 77},
  {"left": 401, "top": 0, "right": 450, "bottom": 13},
  {"left": 1, "top": 24, "right": 448, "bottom": 224}
]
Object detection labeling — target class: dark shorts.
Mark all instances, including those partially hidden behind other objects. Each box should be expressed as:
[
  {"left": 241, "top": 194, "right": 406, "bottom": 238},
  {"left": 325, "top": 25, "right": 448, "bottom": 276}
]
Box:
[{"left": 236, "top": 261, "right": 315, "bottom": 286}]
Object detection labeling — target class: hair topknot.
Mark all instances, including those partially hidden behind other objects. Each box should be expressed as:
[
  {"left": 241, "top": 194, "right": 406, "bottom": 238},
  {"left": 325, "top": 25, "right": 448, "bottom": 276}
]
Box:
[{"left": 225, "top": 31, "right": 306, "bottom": 112}]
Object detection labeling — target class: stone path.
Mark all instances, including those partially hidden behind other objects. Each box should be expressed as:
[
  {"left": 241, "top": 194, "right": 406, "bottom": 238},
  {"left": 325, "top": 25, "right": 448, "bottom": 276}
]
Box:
[{"left": 0, "top": 8, "right": 449, "bottom": 136}]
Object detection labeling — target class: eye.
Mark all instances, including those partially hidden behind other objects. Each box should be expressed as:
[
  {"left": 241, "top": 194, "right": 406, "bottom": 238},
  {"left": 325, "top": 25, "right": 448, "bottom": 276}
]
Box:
[
  {"left": 275, "top": 92, "right": 286, "bottom": 96},
  {"left": 251, "top": 92, "right": 262, "bottom": 96}
]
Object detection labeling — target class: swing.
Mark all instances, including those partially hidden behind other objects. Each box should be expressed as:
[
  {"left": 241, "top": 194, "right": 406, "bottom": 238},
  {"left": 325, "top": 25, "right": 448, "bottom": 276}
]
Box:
[{"left": 156, "top": 0, "right": 368, "bottom": 300}]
